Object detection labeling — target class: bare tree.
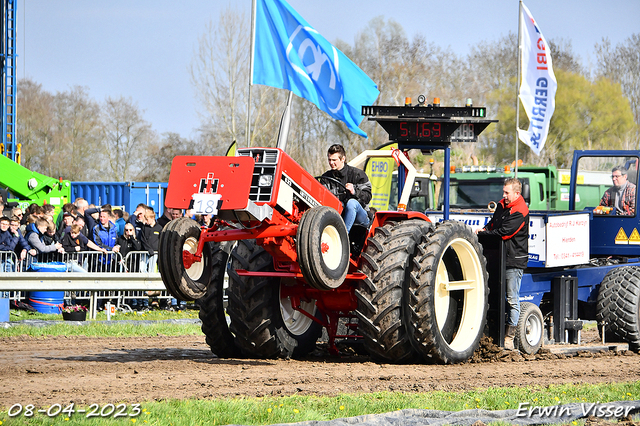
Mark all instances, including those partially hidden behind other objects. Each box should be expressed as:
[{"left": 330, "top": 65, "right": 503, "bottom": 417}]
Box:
[
  {"left": 595, "top": 34, "right": 640, "bottom": 127},
  {"left": 16, "top": 78, "right": 55, "bottom": 174},
  {"left": 138, "top": 132, "right": 204, "bottom": 182},
  {"left": 51, "top": 86, "right": 103, "bottom": 180},
  {"left": 190, "top": 6, "right": 249, "bottom": 147},
  {"left": 17, "top": 80, "right": 102, "bottom": 180},
  {"left": 101, "top": 96, "right": 156, "bottom": 181}
]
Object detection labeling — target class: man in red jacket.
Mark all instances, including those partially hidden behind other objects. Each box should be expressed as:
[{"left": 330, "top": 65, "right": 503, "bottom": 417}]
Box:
[{"left": 476, "top": 178, "right": 529, "bottom": 351}]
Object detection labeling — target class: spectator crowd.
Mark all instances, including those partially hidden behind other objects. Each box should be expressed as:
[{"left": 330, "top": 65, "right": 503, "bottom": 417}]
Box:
[{"left": 0, "top": 195, "right": 194, "bottom": 311}]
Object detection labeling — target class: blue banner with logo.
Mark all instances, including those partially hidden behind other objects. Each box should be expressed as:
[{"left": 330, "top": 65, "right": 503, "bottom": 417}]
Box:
[{"left": 252, "top": 0, "right": 379, "bottom": 138}]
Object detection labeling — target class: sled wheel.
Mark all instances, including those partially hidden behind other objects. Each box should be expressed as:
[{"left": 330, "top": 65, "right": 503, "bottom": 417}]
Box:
[
  {"left": 159, "top": 217, "right": 213, "bottom": 301},
  {"left": 596, "top": 266, "right": 640, "bottom": 350},
  {"left": 405, "top": 221, "right": 489, "bottom": 364},
  {"left": 298, "top": 206, "right": 349, "bottom": 290},
  {"left": 227, "top": 239, "right": 299, "bottom": 358},
  {"left": 356, "top": 219, "right": 432, "bottom": 363},
  {"left": 515, "top": 302, "right": 544, "bottom": 355},
  {"left": 198, "top": 240, "right": 241, "bottom": 358},
  {"left": 279, "top": 279, "right": 323, "bottom": 357}
]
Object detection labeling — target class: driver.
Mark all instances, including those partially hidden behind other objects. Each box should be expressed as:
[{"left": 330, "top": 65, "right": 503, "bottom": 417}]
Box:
[
  {"left": 598, "top": 166, "right": 636, "bottom": 216},
  {"left": 321, "top": 144, "right": 372, "bottom": 232}
]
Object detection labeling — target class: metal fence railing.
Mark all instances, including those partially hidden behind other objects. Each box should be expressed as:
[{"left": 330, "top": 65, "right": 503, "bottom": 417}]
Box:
[
  {"left": 0, "top": 250, "right": 20, "bottom": 272},
  {"left": 0, "top": 250, "right": 173, "bottom": 317}
]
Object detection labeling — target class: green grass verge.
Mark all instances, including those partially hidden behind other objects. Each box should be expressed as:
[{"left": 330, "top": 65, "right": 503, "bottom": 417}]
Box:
[
  {"left": 1, "top": 309, "right": 202, "bottom": 337},
  {"left": 0, "top": 382, "right": 638, "bottom": 425}
]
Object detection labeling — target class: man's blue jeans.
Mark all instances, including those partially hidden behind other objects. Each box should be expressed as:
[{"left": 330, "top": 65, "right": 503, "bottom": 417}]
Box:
[
  {"left": 505, "top": 267, "right": 523, "bottom": 326},
  {"left": 343, "top": 198, "right": 369, "bottom": 233},
  {"left": 1, "top": 259, "right": 15, "bottom": 272}
]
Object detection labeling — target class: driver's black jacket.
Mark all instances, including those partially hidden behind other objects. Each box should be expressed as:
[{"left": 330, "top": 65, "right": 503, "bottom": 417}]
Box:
[{"left": 322, "top": 164, "right": 372, "bottom": 209}]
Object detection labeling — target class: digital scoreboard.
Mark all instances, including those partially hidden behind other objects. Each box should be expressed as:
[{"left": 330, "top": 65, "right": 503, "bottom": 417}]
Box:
[{"left": 362, "top": 104, "right": 497, "bottom": 147}]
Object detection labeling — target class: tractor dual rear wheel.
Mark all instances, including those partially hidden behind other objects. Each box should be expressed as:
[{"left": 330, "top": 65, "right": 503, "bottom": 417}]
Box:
[
  {"left": 596, "top": 266, "right": 640, "bottom": 350},
  {"left": 227, "top": 239, "right": 322, "bottom": 358},
  {"left": 356, "top": 220, "right": 432, "bottom": 363},
  {"left": 405, "top": 221, "right": 489, "bottom": 364},
  {"left": 198, "top": 240, "right": 240, "bottom": 358}
]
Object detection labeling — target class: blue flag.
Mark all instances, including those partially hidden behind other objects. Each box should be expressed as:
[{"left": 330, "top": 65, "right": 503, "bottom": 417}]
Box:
[{"left": 252, "top": 0, "right": 379, "bottom": 138}]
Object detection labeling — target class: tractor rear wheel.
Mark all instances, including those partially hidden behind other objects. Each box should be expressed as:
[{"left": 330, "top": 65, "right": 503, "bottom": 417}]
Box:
[
  {"left": 159, "top": 217, "right": 213, "bottom": 301},
  {"left": 279, "top": 280, "right": 323, "bottom": 357},
  {"left": 596, "top": 266, "right": 640, "bottom": 350},
  {"left": 227, "top": 239, "right": 321, "bottom": 358},
  {"left": 198, "top": 240, "right": 240, "bottom": 358},
  {"left": 405, "top": 221, "right": 489, "bottom": 364},
  {"left": 356, "top": 220, "right": 431, "bottom": 363},
  {"left": 297, "top": 206, "right": 350, "bottom": 290},
  {"left": 515, "top": 302, "right": 544, "bottom": 355}
]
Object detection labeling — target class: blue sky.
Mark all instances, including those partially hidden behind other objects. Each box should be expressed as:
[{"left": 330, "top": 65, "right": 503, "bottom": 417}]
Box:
[{"left": 20, "top": 0, "right": 639, "bottom": 140}]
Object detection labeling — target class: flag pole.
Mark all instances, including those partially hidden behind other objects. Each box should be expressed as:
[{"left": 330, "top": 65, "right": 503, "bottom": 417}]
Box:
[
  {"left": 515, "top": 0, "right": 523, "bottom": 178},
  {"left": 276, "top": 91, "right": 294, "bottom": 152},
  {"left": 246, "top": 0, "right": 257, "bottom": 148}
]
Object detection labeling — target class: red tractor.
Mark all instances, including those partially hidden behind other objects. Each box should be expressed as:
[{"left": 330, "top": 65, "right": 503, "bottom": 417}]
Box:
[{"left": 159, "top": 100, "right": 496, "bottom": 363}]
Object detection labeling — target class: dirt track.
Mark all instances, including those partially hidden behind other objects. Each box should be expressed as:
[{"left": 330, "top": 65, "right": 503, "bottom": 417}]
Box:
[{"left": 1, "top": 327, "right": 639, "bottom": 409}]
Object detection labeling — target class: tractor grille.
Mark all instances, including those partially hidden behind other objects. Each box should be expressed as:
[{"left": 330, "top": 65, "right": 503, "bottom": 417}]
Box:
[{"left": 237, "top": 148, "right": 278, "bottom": 202}]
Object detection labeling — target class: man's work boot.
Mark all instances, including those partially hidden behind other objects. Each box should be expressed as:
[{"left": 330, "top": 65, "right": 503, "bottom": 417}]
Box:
[{"left": 504, "top": 325, "right": 516, "bottom": 350}]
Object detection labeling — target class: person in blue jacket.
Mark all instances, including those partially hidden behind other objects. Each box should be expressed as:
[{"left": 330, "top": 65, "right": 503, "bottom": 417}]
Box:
[{"left": 93, "top": 209, "right": 119, "bottom": 272}]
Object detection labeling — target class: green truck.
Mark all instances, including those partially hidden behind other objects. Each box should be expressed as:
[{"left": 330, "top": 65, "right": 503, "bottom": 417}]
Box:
[
  {"left": 0, "top": 154, "right": 71, "bottom": 219},
  {"left": 384, "top": 165, "right": 611, "bottom": 213},
  {"left": 440, "top": 165, "right": 611, "bottom": 211}
]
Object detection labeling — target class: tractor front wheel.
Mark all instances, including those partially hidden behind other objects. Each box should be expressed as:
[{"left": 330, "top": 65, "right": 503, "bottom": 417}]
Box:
[
  {"left": 297, "top": 206, "right": 350, "bottom": 290},
  {"left": 159, "top": 217, "right": 213, "bottom": 301}
]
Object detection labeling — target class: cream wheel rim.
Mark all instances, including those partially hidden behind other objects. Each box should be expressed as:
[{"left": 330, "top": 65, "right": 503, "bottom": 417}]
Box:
[
  {"left": 321, "top": 225, "right": 342, "bottom": 270},
  {"left": 280, "top": 286, "right": 316, "bottom": 336},
  {"left": 183, "top": 236, "right": 204, "bottom": 280},
  {"left": 434, "top": 238, "right": 485, "bottom": 351}
]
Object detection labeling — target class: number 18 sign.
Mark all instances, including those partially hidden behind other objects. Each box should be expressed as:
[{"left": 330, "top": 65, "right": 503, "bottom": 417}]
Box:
[{"left": 192, "top": 193, "right": 223, "bottom": 215}]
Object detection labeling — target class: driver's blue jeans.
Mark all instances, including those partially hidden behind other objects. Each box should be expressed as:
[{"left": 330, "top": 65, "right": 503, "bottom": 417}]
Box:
[{"left": 343, "top": 198, "right": 369, "bottom": 233}]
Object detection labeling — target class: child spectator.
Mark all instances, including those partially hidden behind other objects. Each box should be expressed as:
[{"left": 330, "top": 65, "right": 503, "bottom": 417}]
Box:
[
  {"left": 140, "top": 207, "right": 162, "bottom": 273},
  {"left": 115, "top": 223, "right": 147, "bottom": 310},
  {"left": 0, "top": 216, "right": 14, "bottom": 271},
  {"left": 9, "top": 216, "right": 36, "bottom": 269},
  {"left": 56, "top": 212, "right": 75, "bottom": 241},
  {"left": 113, "top": 207, "right": 126, "bottom": 237},
  {"left": 25, "top": 217, "right": 64, "bottom": 260},
  {"left": 114, "top": 223, "right": 143, "bottom": 266}
]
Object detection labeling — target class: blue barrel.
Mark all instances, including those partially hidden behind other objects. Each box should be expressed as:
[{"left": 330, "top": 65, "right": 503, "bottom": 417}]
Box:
[
  {"left": 28, "top": 291, "right": 64, "bottom": 314},
  {"left": 0, "top": 292, "right": 9, "bottom": 322}
]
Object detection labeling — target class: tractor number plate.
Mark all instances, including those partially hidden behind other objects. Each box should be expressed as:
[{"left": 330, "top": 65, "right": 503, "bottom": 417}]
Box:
[{"left": 192, "top": 193, "right": 223, "bottom": 215}]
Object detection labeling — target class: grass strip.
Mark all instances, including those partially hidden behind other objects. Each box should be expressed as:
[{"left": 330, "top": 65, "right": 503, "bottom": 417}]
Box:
[
  {"left": 1, "top": 309, "right": 203, "bottom": 337},
  {"left": 0, "top": 382, "right": 638, "bottom": 425}
]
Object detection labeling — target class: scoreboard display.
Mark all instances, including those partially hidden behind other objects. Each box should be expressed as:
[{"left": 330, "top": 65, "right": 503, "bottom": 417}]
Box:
[{"left": 362, "top": 104, "right": 497, "bottom": 147}]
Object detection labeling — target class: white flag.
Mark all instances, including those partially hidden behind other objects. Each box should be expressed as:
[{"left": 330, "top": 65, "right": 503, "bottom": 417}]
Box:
[{"left": 517, "top": 2, "right": 557, "bottom": 156}]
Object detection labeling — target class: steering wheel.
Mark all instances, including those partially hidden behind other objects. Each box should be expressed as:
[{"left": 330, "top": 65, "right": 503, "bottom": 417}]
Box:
[{"left": 316, "top": 176, "right": 349, "bottom": 198}]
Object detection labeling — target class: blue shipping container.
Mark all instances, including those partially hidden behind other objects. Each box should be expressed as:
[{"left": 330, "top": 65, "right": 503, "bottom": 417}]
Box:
[{"left": 71, "top": 182, "right": 168, "bottom": 216}]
